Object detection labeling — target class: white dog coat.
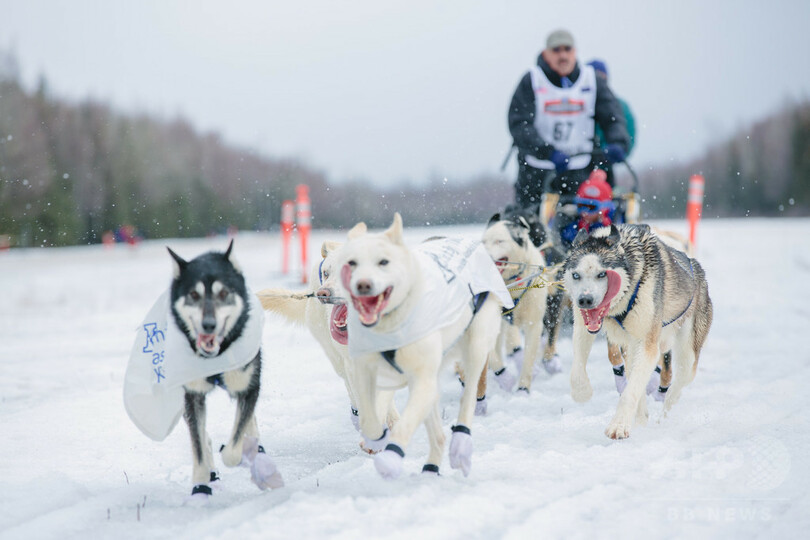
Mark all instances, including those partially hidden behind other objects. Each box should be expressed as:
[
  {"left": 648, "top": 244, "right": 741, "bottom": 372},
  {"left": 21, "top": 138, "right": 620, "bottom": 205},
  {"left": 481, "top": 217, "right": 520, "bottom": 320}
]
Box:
[
  {"left": 347, "top": 238, "right": 513, "bottom": 357},
  {"left": 123, "top": 289, "right": 263, "bottom": 441}
]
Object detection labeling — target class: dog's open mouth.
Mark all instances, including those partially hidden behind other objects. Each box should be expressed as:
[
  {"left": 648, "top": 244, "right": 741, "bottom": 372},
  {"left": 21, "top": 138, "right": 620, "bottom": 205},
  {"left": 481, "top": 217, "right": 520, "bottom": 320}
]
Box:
[
  {"left": 580, "top": 270, "right": 622, "bottom": 334},
  {"left": 196, "top": 333, "right": 222, "bottom": 356},
  {"left": 330, "top": 304, "right": 348, "bottom": 345},
  {"left": 494, "top": 257, "right": 509, "bottom": 274},
  {"left": 351, "top": 287, "right": 393, "bottom": 327}
]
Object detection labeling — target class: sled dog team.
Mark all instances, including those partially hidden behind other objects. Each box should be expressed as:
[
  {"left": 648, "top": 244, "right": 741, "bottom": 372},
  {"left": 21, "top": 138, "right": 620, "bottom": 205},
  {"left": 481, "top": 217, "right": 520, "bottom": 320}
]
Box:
[{"left": 124, "top": 212, "right": 713, "bottom": 499}]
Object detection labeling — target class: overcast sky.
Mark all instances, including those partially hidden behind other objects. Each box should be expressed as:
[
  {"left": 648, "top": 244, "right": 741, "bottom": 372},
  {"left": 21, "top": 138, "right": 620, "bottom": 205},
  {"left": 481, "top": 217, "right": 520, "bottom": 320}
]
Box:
[{"left": 2, "top": 0, "right": 809, "bottom": 187}]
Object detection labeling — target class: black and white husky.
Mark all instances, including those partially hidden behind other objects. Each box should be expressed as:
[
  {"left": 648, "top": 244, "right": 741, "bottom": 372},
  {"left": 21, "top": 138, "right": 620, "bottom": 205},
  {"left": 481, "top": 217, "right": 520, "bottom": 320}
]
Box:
[
  {"left": 124, "top": 241, "right": 283, "bottom": 501},
  {"left": 562, "top": 225, "right": 713, "bottom": 439}
]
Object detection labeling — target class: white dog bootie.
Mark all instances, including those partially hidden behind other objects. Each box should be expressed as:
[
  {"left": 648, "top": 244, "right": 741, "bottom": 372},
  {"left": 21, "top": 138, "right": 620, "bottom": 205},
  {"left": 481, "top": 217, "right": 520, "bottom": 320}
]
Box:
[
  {"left": 350, "top": 406, "right": 361, "bottom": 432},
  {"left": 493, "top": 367, "right": 515, "bottom": 392},
  {"left": 360, "top": 427, "right": 389, "bottom": 454},
  {"left": 449, "top": 425, "right": 473, "bottom": 477},
  {"left": 542, "top": 354, "right": 562, "bottom": 375},
  {"left": 475, "top": 396, "right": 487, "bottom": 416},
  {"left": 251, "top": 452, "right": 284, "bottom": 490},
  {"left": 374, "top": 444, "right": 404, "bottom": 479},
  {"left": 646, "top": 366, "right": 662, "bottom": 395},
  {"left": 654, "top": 385, "right": 668, "bottom": 402},
  {"left": 507, "top": 347, "right": 524, "bottom": 371},
  {"left": 613, "top": 363, "right": 627, "bottom": 394}
]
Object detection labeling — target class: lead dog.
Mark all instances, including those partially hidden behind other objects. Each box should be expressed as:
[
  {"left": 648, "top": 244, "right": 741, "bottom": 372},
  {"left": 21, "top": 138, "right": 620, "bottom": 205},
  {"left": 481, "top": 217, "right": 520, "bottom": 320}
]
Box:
[
  {"left": 124, "top": 241, "right": 283, "bottom": 500},
  {"left": 257, "top": 238, "right": 399, "bottom": 441},
  {"left": 334, "top": 213, "right": 512, "bottom": 478},
  {"left": 563, "top": 224, "right": 713, "bottom": 439}
]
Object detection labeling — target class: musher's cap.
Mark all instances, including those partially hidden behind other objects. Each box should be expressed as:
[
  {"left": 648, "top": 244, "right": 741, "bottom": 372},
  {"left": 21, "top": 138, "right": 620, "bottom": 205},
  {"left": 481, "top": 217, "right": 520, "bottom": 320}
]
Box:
[{"left": 546, "top": 29, "right": 575, "bottom": 49}]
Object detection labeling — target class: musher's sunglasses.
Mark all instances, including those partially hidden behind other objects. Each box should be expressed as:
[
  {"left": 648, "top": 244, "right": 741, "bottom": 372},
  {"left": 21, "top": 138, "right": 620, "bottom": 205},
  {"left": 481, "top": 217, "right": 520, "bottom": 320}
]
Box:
[{"left": 552, "top": 46, "right": 573, "bottom": 53}]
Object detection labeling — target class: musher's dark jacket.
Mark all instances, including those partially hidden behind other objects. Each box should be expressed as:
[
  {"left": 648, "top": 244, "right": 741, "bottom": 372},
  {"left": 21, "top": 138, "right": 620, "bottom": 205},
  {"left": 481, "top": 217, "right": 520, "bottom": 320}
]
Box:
[{"left": 508, "top": 54, "right": 631, "bottom": 162}]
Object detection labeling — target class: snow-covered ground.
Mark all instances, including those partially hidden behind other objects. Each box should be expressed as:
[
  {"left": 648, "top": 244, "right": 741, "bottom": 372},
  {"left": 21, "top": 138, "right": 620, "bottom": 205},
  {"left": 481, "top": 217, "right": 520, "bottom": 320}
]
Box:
[{"left": 1, "top": 218, "right": 808, "bottom": 540}]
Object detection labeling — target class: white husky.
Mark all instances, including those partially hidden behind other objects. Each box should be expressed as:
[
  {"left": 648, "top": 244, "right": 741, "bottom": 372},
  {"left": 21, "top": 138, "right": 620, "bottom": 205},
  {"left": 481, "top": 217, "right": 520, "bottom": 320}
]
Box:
[
  {"left": 333, "top": 214, "right": 512, "bottom": 478},
  {"left": 482, "top": 214, "right": 556, "bottom": 393},
  {"left": 257, "top": 237, "right": 398, "bottom": 439}
]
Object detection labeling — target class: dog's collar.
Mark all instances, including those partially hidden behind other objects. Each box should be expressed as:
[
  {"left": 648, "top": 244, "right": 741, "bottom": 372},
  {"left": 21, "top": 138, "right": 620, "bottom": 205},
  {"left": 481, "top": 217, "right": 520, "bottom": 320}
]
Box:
[
  {"left": 613, "top": 260, "right": 695, "bottom": 329},
  {"left": 611, "top": 279, "right": 641, "bottom": 329}
]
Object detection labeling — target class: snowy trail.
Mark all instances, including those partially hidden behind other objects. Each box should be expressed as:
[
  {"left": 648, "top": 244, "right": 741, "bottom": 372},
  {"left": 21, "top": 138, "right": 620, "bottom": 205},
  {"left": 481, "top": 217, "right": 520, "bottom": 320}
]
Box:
[{"left": 1, "top": 219, "right": 808, "bottom": 539}]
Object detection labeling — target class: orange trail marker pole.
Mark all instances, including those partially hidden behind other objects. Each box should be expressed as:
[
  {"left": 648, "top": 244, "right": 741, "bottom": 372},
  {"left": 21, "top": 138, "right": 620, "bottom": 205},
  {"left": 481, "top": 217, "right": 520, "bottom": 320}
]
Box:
[
  {"left": 280, "top": 200, "right": 294, "bottom": 275},
  {"left": 687, "top": 174, "right": 705, "bottom": 248},
  {"left": 296, "top": 185, "right": 311, "bottom": 284}
]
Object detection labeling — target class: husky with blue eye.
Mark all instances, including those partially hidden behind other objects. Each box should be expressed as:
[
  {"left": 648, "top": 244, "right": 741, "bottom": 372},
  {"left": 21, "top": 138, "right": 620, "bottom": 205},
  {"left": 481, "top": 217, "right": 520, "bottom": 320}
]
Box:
[
  {"left": 167, "top": 241, "right": 283, "bottom": 500},
  {"left": 562, "top": 224, "right": 713, "bottom": 439}
]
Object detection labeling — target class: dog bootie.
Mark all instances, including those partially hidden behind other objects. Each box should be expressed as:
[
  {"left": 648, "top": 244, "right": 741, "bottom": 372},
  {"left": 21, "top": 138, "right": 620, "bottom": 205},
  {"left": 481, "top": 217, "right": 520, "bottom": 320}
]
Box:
[
  {"left": 360, "top": 427, "right": 389, "bottom": 454},
  {"left": 654, "top": 385, "right": 668, "bottom": 402},
  {"left": 449, "top": 425, "right": 473, "bottom": 477},
  {"left": 475, "top": 396, "right": 487, "bottom": 416},
  {"left": 613, "top": 364, "right": 627, "bottom": 394},
  {"left": 507, "top": 347, "right": 524, "bottom": 371},
  {"left": 373, "top": 444, "right": 404, "bottom": 479},
  {"left": 350, "top": 406, "right": 361, "bottom": 432},
  {"left": 493, "top": 367, "right": 515, "bottom": 392},
  {"left": 646, "top": 366, "right": 661, "bottom": 395},
  {"left": 251, "top": 452, "right": 284, "bottom": 490},
  {"left": 542, "top": 354, "right": 562, "bottom": 375}
]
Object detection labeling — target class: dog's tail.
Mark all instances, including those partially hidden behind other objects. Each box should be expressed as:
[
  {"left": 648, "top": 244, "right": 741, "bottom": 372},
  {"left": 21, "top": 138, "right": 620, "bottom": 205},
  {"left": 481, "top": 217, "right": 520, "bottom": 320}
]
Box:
[
  {"left": 256, "top": 288, "right": 308, "bottom": 325},
  {"left": 688, "top": 260, "right": 713, "bottom": 378}
]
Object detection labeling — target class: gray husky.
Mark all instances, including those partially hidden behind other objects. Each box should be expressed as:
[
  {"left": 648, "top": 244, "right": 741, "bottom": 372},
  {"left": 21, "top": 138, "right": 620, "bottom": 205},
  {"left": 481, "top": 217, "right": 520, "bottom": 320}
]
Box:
[
  {"left": 562, "top": 225, "right": 713, "bottom": 439},
  {"left": 168, "top": 241, "right": 283, "bottom": 500}
]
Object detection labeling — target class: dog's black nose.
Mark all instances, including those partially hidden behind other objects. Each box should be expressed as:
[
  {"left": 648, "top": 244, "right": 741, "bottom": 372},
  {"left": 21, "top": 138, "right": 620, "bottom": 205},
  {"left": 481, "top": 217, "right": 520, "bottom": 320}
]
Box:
[
  {"left": 577, "top": 295, "right": 594, "bottom": 309},
  {"left": 356, "top": 280, "right": 372, "bottom": 295}
]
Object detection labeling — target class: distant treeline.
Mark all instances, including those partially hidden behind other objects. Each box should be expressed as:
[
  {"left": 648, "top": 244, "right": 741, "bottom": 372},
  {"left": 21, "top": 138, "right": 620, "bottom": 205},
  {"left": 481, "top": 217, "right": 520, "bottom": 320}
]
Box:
[
  {"left": 634, "top": 99, "right": 810, "bottom": 219},
  {"left": 1, "top": 50, "right": 807, "bottom": 247}
]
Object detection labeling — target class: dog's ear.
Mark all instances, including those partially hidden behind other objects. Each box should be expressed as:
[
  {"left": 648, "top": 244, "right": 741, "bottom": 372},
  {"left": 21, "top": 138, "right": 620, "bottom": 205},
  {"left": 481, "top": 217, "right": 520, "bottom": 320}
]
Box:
[
  {"left": 487, "top": 213, "right": 501, "bottom": 228},
  {"left": 321, "top": 241, "right": 341, "bottom": 258},
  {"left": 605, "top": 224, "right": 621, "bottom": 247},
  {"left": 347, "top": 221, "right": 367, "bottom": 240},
  {"left": 517, "top": 216, "right": 531, "bottom": 230},
  {"left": 167, "top": 247, "right": 187, "bottom": 278},
  {"left": 572, "top": 227, "right": 590, "bottom": 247},
  {"left": 385, "top": 213, "right": 405, "bottom": 245}
]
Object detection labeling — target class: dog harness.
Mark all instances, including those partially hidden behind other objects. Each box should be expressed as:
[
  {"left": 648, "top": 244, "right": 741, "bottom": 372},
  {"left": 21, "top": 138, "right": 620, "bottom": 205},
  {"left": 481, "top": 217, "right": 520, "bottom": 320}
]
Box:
[
  {"left": 346, "top": 238, "right": 513, "bottom": 360},
  {"left": 123, "top": 289, "right": 264, "bottom": 441},
  {"left": 612, "top": 259, "right": 695, "bottom": 329},
  {"left": 379, "top": 290, "right": 491, "bottom": 373}
]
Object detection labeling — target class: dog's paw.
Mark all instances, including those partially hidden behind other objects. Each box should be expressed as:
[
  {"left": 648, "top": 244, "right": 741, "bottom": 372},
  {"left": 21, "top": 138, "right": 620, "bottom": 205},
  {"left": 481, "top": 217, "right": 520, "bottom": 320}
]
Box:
[
  {"left": 360, "top": 427, "right": 389, "bottom": 454},
  {"left": 421, "top": 464, "right": 440, "bottom": 476},
  {"left": 570, "top": 373, "right": 593, "bottom": 403},
  {"left": 654, "top": 387, "right": 668, "bottom": 402},
  {"left": 605, "top": 419, "right": 632, "bottom": 440},
  {"left": 542, "top": 355, "right": 563, "bottom": 375},
  {"left": 251, "top": 453, "right": 284, "bottom": 490},
  {"left": 646, "top": 368, "right": 661, "bottom": 396},
  {"left": 493, "top": 367, "right": 515, "bottom": 392},
  {"left": 474, "top": 397, "right": 487, "bottom": 416},
  {"left": 185, "top": 485, "right": 212, "bottom": 506},
  {"left": 373, "top": 445, "right": 404, "bottom": 479},
  {"left": 220, "top": 442, "right": 243, "bottom": 468},
  {"left": 449, "top": 426, "right": 473, "bottom": 477}
]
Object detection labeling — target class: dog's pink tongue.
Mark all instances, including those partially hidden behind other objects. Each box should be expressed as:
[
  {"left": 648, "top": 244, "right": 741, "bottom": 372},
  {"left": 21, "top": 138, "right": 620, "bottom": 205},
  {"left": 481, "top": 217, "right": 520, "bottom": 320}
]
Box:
[
  {"left": 330, "top": 304, "right": 348, "bottom": 345},
  {"left": 579, "top": 270, "right": 623, "bottom": 333},
  {"left": 198, "top": 333, "right": 217, "bottom": 352}
]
